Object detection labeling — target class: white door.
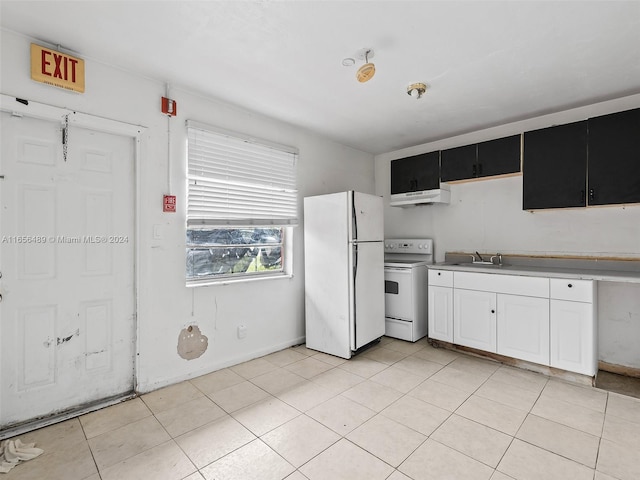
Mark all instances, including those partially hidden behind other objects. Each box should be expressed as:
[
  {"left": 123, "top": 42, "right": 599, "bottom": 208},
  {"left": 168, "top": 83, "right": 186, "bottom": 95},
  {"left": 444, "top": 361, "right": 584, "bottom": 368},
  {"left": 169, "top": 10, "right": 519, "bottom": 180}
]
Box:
[
  {"left": 0, "top": 112, "right": 135, "bottom": 428},
  {"left": 550, "top": 299, "right": 596, "bottom": 375},
  {"left": 351, "top": 241, "right": 385, "bottom": 350},
  {"left": 497, "top": 294, "right": 550, "bottom": 365},
  {"left": 453, "top": 289, "right": 497, "bottom": 352},
  {"left": 428, "top": 286, "right": 453, "bottom": 342},
  {"left": 384, "top": 267, "right": 414, "bottom": 321},
  {"left": 351, "top": 192, "right": 383, "bottom": 242}
]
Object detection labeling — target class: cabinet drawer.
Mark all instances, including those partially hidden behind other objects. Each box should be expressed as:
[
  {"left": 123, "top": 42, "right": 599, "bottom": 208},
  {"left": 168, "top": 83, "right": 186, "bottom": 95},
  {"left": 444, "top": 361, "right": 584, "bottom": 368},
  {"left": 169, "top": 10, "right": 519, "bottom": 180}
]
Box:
[
  {"left": 429, "top": 269, "right": 453, "bottom": 287},
  {"left": 550, "top": 279, "right": 594, "bottom": 303},
  {"left": 454, "top": 272, "right": 549, "bottom": 298},
  {"left": 385, "top": 318, "right": 415, "bottom": 342}
]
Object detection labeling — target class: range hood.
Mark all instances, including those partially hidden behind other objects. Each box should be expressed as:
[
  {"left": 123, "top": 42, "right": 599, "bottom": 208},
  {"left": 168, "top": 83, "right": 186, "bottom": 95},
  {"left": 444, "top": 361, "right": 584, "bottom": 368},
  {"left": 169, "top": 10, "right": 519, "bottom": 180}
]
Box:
[{"left": 390, "top": 184, "right": 451, "bottom": 207}]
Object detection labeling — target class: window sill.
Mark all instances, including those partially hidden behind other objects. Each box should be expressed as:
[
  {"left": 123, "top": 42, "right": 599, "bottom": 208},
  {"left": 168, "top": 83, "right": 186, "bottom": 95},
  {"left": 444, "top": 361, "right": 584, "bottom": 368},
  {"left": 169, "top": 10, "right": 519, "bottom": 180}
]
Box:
[{"left": 186, "top": 272, "right": 293, "bottom": 288}]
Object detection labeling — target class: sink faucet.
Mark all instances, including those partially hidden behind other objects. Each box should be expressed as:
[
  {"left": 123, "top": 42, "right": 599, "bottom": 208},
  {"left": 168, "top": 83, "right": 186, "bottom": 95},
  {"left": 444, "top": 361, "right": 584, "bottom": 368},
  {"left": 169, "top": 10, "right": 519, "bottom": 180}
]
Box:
[{"left": 490, "top": 253, "right": 503, "bottom": 265}]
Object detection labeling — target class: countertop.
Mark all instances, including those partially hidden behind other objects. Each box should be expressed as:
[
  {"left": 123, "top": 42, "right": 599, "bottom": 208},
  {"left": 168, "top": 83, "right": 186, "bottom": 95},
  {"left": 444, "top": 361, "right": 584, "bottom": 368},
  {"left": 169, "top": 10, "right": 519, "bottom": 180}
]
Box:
[{"left": 431, "top": 255, "right": 640, "bottom": 284}]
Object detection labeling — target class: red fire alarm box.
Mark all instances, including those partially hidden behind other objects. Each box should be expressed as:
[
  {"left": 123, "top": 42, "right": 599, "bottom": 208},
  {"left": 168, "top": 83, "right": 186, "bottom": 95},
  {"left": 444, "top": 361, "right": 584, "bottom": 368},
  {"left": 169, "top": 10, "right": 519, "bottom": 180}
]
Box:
[
  {"left": 163, "top": 195, "right": 176, "bottom": 213},
  {"left": 161, "top": 97, "right": 177, "bottom": 116}
]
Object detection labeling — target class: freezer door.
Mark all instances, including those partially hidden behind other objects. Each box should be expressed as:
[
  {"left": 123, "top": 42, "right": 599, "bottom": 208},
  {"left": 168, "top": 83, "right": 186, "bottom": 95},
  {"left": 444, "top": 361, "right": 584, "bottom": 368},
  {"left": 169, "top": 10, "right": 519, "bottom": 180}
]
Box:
[
  {"left": 350, "top": 192, "right": 384, "bottom": 242},
  {"left": 350, "top": 241, "right": 386, "bottom": 350}
]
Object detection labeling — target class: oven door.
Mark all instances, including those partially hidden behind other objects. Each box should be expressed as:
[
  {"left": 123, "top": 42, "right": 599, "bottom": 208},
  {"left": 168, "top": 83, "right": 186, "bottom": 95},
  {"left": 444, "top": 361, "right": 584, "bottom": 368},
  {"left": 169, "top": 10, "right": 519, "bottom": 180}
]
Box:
[{"left": 384, "top": 266, "right": 414, "bottom": 321}]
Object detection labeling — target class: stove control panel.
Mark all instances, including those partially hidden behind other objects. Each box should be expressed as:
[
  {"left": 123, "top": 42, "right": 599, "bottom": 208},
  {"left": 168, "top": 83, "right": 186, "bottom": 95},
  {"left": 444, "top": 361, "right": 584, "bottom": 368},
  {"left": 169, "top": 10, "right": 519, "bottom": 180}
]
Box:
[{"left": 384, "top": 238, "right": 433, "bottom": 255}]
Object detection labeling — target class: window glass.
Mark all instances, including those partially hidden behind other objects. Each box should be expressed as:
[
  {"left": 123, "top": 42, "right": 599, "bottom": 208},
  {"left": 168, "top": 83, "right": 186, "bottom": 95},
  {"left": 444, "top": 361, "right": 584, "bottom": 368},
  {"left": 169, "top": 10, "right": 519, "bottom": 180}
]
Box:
[{"left": 186, "top": 227, "right": 284, "bottom": 280}]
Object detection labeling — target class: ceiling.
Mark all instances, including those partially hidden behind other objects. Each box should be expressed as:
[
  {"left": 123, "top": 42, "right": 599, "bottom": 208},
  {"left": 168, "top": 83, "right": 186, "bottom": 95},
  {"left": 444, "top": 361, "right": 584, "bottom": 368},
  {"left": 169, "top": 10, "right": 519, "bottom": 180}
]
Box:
[{"left": 2, "top": 1, "right": 639, "bottom": 155}]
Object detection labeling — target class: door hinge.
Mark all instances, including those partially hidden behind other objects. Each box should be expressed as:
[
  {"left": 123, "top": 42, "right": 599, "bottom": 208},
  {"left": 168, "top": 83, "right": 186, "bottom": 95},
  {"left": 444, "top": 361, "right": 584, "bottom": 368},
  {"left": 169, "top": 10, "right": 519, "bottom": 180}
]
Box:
[{"left": 62, "top": 114, "right": 69, "bottom": 161}]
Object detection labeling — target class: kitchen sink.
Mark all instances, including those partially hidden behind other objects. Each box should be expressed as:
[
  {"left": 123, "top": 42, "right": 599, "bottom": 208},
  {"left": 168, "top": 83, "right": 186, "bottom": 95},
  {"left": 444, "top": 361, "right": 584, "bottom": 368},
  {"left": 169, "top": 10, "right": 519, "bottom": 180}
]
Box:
[
  {"left": 443, "top": 252, "right": 507, "bottom": 268},
  {"left": 443, "top": 262, "right": 506, "bottom": 268}
]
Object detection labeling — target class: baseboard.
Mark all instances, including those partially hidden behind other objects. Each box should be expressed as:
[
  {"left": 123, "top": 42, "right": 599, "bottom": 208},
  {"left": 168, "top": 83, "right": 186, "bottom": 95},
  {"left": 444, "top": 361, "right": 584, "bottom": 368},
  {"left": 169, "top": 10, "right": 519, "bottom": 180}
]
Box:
[
  {"left": 598, "top": 361, "right": 640, "bottom": 378},
  {"left": 428, "top": 339, "right": 594, "bottom": 386},
  {"left": 136, "top": 335, "right": 307, "bottom": 394}
]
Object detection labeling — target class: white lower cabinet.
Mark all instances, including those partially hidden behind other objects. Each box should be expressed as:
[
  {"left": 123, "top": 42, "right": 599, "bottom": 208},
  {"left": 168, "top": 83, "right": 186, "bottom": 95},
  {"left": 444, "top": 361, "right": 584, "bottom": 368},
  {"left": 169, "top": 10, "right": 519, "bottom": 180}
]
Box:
[
  {"left": 551, "top": 279, "right": 598, "bottom": 376},
  {"left": 549, "top": 279, "right": 596, "bottom": 376},
  {"left": 428, "top": 285, "right": 454, "bottom": 342},
  {"left": 454, "top": 289, "right": 497, "bottom": 352},
  {"left": 497, "top": 294, "right": 549, "bottom": 365},
  {"left": 550, "top": 300, "right": 595, "bottom": 375},
  {"left": 428, "top": 268, "right": 597, "bottom": 376}
]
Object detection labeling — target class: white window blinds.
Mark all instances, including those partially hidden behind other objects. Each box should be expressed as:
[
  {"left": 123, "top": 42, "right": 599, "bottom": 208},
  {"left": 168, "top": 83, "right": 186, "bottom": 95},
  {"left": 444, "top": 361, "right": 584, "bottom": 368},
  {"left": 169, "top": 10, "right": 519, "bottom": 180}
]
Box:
[{"left": 187, "top": 121, "right": 298, "bottom": 227}]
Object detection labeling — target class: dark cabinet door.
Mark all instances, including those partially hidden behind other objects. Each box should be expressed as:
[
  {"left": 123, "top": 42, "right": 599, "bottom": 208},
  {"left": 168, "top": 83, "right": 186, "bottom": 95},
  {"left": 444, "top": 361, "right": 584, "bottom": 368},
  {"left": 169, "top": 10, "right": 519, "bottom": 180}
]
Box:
[
  {"left": 390, "top": 151, "right": 440, "bottom": 194},
  {"left": 440, "top": 144, "right": 477, "bottom": 182},
  {"left": 588, "top": 108, "right": 640, "bottom": 206},
  {"left": 523, "top": 121, "right": 588, "bottom": 210},
  {"left": 477, "top": 135, "right": 521, "bottom": 178}
]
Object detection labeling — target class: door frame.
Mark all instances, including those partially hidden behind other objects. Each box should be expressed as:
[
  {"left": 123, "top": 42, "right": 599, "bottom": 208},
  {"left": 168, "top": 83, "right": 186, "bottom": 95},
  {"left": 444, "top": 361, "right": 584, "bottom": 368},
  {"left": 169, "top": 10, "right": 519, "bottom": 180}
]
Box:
[{"left": 0, "top": 93, "right": 145, "bottom": 436}]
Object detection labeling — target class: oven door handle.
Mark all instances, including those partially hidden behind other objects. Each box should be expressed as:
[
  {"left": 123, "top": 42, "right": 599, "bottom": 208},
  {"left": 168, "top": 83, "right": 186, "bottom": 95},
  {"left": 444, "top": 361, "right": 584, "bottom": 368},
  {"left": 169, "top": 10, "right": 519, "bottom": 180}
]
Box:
[{"left": 384, "top": 267, "right": 412, "bottom": 274}]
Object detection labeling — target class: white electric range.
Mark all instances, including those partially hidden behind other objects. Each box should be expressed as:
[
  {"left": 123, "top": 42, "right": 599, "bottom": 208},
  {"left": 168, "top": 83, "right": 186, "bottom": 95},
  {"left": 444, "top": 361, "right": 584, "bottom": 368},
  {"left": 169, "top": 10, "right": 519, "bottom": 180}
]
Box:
[{"left": 383, "top": 238, "right": 433, "bottom": 342}]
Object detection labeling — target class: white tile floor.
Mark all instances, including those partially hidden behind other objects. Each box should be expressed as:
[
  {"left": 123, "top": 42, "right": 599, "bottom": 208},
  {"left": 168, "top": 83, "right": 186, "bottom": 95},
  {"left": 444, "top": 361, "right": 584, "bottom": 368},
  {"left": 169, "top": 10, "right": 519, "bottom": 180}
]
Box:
[{"left": 5, "top": 336, "right": 640, "bottom": 480}]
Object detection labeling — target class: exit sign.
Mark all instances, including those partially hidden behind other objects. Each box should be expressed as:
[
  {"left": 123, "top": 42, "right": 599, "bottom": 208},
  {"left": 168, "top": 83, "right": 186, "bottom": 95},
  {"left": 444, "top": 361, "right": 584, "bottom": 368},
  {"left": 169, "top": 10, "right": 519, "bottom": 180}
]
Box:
[{"left": 30, "top": 43, "right": 85, "bottom": 93}]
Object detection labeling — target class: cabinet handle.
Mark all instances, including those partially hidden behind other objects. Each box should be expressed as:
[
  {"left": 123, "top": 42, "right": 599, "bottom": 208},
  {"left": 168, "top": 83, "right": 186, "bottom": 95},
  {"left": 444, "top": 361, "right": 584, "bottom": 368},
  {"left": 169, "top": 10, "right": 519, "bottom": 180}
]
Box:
[
  {"left": 580, "top": 190, "right": 585, "bottom": 203},
  {"left": 437, "top": 272, "right": 441, "bottom": 276},
  {"left": 478, "top": 163, "right": 483, "bottom": 175},
  {"left": 589, "top": 189, "right": 595, "bottom": 202},
  {"left": 568, "top": 283, "right": 573, "bottom": 288},
  {"left": 491, "top": 309, "right": 495, "bottom": 314},
  {"left": 472, "top": 164, "right": 477, "bottom": 176}
]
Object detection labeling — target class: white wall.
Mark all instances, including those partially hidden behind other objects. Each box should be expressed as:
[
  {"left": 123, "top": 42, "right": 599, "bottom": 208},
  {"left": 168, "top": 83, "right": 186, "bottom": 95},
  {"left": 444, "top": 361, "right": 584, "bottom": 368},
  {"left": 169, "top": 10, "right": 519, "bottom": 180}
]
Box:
[
  {"left": 1, "top": 29, "right": 375, "bottom": 392},
  {"left": 375, "top": 94, "right": 640, "bottom": 369}
]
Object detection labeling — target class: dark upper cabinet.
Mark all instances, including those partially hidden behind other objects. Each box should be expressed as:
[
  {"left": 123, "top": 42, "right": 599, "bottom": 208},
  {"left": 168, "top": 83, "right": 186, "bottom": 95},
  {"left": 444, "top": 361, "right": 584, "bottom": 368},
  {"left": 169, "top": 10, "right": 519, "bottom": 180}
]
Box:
[
  {"left": 390, "top": 151, "right": 440, "bottom": 194},
  {"left": 477, "top": 135, "right": 522, "bottom": 178},
  {"left": 523, "top": 108, "right": 640, "bottom": 210},
  {"left": 523, "top": 121, "right": 588, "bottom": 210},
  {"left": 441, "top": 136, "right": 521, "bottom": 182},
  {"left": 440, "top": 144, "right": 477, "bottom": 181},
  {"left": 588, "top": 107, "right": 640, "bottom": 206}
]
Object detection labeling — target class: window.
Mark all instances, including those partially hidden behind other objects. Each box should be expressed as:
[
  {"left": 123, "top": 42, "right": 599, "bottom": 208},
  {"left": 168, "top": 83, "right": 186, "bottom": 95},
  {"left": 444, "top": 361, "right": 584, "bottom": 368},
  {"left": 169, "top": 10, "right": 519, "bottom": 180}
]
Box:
[
  {"left": 186, "top": 121, "right": 298, "bottom": 283},
  {"left": 186, "top": 227, "right": 284, "bottom": 279}
]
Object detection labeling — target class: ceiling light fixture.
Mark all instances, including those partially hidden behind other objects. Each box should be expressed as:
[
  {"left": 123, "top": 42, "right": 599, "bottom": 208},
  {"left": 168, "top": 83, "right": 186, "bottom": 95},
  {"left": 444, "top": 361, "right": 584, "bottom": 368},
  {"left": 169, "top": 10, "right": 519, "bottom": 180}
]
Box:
[
  {"left": 356, "top": 49, "right": 375, "bottom": 83},
  {"left": 407, "top": 82, "right": 427, "bottom": 99}
]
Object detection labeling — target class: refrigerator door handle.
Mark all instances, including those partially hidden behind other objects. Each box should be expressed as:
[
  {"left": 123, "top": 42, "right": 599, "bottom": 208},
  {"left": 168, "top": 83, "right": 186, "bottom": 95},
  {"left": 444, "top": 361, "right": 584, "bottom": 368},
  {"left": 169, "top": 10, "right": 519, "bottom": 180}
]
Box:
[
  {"left": 352, "top": 242, "right": 358, "bottom": 348},
  {"left": 351, "top": 191, "right": 358, "bottom": 241},
  {"left": 353, "top": 243, "right": 358, "bottom": 281}
]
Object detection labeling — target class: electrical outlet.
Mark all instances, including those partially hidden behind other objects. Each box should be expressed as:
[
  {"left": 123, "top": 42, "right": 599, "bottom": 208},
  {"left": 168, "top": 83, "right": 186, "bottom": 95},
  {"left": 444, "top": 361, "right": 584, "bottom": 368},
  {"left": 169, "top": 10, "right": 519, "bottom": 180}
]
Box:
[{"left": 237, "top": 325, "right": 247, "bottom": 339}]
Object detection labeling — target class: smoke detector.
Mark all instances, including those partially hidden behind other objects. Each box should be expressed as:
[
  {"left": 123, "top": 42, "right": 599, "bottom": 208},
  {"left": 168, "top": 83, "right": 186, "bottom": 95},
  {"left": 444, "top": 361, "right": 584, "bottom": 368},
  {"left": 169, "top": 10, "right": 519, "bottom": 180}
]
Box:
[{"left": 407, "top": 82, "right": 427, "bottom": 99}]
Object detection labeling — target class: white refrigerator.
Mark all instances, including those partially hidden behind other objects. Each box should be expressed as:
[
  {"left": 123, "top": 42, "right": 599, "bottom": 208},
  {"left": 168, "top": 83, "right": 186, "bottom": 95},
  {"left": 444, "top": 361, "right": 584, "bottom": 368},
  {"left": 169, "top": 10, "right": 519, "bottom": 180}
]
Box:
[{"left": 304, "top": 191, "right": 385, "bottom": 359}]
